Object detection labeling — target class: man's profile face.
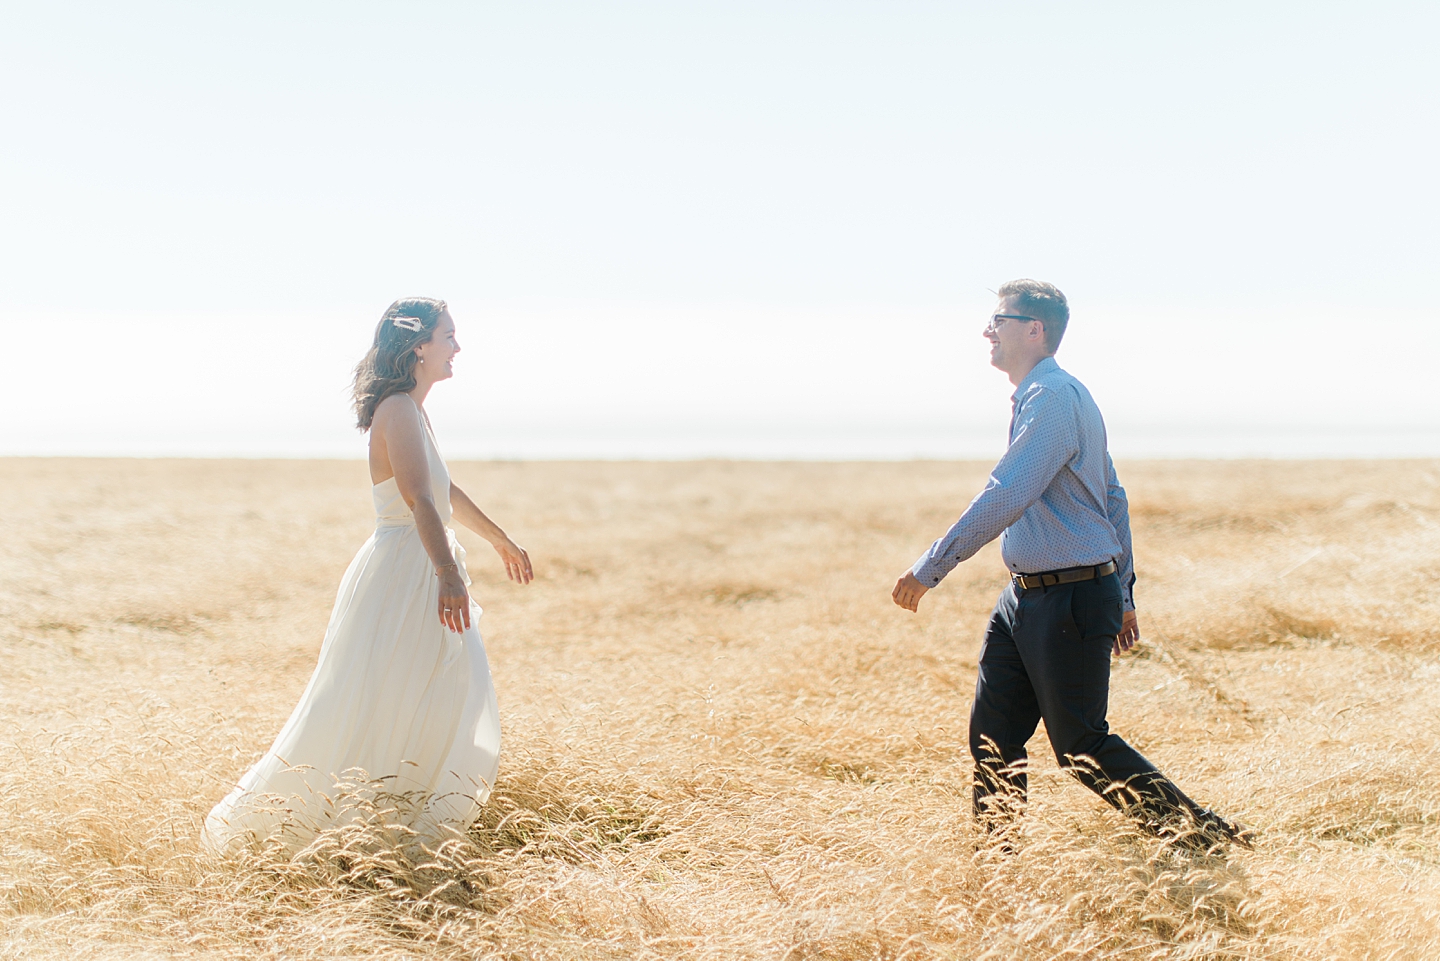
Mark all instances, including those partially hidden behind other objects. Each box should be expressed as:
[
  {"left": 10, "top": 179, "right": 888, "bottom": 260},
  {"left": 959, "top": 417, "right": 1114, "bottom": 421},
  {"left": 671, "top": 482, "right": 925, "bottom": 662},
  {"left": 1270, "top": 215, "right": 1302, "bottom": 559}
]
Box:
[{"left": 985, "top": 294, "right": 1037, "bottom": 373}]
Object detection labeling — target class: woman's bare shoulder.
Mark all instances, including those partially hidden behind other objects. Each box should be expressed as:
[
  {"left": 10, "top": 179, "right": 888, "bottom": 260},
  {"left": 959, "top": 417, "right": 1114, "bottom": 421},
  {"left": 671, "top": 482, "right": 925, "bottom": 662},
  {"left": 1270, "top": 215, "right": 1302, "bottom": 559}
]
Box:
[{"left": 372, "top": 393, "right": 420, "bottom": 428}]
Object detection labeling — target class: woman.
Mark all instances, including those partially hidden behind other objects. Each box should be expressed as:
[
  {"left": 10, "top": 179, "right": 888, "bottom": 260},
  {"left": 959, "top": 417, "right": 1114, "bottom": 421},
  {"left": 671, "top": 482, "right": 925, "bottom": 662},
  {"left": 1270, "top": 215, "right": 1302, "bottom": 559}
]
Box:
[{"left": 205, "top": 297, "right": 532, "bottom": 854}]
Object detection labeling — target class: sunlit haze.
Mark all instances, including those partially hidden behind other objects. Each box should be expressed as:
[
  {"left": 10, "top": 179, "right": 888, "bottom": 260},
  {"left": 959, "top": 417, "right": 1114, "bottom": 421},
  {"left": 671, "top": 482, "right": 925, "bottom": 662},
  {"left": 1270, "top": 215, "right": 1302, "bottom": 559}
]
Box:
[{"left": 2, "top": 2, "right": 1436, "bottom": 458}]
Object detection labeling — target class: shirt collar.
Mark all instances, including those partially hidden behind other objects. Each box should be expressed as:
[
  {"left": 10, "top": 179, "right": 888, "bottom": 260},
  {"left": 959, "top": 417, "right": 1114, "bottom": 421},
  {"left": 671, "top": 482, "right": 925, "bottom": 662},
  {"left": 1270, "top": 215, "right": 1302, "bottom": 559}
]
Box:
[{"left": 1010, "top": 355, "right": 1059, "bottom": 405}]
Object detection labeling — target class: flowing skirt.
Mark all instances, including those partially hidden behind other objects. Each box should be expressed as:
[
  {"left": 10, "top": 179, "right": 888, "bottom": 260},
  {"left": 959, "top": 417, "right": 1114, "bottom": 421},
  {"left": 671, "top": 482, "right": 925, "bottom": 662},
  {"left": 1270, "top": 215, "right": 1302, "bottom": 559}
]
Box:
[{"left": 204, "top": 523, "right": 501, "bottom": 854}]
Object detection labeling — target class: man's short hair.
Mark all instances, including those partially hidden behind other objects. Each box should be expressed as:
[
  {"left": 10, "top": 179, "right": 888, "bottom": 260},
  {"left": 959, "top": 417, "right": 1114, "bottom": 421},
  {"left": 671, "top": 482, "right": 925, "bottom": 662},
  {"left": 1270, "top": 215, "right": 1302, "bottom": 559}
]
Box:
[{"left": 998, "top": 279, "right": 1069, "bottom": 354}]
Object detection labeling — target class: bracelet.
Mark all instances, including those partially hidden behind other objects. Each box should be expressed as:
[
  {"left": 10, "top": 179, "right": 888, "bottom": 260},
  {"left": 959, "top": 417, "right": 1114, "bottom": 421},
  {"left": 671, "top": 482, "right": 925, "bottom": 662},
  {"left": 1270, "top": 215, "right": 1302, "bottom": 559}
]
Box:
[{"left": 434, "top": 562, "right": 458, "bottom": 576}]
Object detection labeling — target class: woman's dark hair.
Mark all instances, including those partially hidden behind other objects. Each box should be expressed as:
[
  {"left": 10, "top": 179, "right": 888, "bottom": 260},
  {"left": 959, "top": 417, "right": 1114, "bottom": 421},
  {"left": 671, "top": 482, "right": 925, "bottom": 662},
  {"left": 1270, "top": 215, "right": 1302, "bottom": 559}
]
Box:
[{"left": 351, "top": 297, "right": 447, "bottom": 430}]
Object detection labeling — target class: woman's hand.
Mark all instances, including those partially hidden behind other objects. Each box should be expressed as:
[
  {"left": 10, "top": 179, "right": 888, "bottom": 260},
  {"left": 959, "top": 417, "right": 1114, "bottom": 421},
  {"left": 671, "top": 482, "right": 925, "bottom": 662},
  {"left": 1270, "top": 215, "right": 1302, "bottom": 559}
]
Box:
[
  {"left": 492, "top": 537, "right": 534, "bottom": 585},
  {"left": 437, "top": 567, "right": 471, "bottom": 633}
]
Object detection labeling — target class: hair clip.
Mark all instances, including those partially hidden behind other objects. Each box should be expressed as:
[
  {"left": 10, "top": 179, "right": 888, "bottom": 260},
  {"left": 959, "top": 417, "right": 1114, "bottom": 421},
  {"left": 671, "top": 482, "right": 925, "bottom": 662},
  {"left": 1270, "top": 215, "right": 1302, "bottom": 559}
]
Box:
[{"left": 391, "top": 316, "right": 424, "bottom": 332}]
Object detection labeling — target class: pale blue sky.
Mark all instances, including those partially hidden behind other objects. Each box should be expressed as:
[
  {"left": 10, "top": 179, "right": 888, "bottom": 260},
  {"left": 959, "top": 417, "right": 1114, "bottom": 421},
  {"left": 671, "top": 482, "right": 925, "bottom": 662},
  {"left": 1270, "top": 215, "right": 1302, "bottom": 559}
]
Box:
[{"left": 2, "top": 2, "right": 1436, "bottom": 457}]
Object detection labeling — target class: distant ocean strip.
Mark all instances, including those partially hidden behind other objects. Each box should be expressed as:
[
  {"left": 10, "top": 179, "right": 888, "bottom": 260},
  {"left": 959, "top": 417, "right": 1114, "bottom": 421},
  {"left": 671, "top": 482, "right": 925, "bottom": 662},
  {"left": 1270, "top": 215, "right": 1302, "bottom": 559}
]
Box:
[{"left": 5, "top": 424, "right": 1439, "bottom": 460}]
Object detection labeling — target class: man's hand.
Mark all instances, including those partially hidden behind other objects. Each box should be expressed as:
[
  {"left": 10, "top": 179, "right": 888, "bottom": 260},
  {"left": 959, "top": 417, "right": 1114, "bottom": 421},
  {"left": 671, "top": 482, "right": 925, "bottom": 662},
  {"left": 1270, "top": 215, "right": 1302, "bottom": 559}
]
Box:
[
  {"left": 892, "top": 572, "right": 929, "bottom": 613},
  {"left": 1114, "top": 609, "right": 1140, "bottom": 656}
]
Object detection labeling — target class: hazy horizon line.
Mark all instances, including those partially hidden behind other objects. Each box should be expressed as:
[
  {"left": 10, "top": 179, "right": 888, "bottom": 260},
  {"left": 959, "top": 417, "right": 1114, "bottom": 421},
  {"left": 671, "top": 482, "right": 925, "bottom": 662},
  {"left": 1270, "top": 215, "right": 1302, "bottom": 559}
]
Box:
[{"left": 6, "top": 426, "right": 1438, "bottom": 463}]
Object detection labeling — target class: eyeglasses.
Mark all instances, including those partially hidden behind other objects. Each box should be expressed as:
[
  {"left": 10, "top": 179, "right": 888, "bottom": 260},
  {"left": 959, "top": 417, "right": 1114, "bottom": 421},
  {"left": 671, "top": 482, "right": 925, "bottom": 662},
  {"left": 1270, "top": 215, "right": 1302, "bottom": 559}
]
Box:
[{"left": 985, "top": 313, "right": 1038, "bottom": 333}]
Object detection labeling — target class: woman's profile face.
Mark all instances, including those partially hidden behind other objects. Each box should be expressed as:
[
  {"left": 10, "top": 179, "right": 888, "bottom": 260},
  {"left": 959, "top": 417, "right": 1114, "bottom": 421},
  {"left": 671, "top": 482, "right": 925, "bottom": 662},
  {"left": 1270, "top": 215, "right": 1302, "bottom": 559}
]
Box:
[{"left": 414, "top": 309, "right": 461, "bottom": 381}]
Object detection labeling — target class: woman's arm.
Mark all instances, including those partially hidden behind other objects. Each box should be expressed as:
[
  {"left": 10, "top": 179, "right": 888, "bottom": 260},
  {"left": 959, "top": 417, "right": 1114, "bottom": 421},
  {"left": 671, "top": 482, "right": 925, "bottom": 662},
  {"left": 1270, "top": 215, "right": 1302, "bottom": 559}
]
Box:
[
  {"left": 451, "top": 482, "right": 534, "bottom": 584},
  {"left": 372, "top": 396, "right": 473, "bottom": 632}
]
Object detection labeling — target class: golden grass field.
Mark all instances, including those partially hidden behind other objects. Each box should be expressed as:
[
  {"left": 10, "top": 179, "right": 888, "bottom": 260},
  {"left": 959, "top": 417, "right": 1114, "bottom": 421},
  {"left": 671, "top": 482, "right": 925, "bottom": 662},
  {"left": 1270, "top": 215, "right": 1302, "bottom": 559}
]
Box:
[{"left": 2, "top": 457, "right": 1439, "bottom": 960}]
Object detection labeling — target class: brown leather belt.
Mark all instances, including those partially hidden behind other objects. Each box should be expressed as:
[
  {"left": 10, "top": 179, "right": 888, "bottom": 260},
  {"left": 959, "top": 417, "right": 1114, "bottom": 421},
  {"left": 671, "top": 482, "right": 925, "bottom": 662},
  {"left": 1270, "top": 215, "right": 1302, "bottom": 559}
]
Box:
[{"left": 1012, "top": 560, "right": 1117, "bottom": 590}]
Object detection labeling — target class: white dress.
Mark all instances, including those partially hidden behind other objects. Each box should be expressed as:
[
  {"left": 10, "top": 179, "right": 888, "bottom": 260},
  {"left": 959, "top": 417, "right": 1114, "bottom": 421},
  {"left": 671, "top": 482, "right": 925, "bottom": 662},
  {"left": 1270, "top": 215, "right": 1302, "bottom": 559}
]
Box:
[{"left": 205, "top": 402, "right": 501, "bottom": 854}]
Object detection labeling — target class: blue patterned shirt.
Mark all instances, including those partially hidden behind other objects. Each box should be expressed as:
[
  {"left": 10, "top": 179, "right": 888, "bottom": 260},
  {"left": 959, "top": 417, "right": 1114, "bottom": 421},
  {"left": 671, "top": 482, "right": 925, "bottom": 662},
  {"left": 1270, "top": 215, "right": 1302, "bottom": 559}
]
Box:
[{"left": 911, "top": 356, "right": 1136, "bottom": 611}]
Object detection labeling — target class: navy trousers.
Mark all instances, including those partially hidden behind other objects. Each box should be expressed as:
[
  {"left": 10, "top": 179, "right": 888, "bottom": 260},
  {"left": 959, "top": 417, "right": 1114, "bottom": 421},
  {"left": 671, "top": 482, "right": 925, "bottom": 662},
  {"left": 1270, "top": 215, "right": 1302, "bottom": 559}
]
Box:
[{"left": 969, "top": 571, "right": 1206, "bottom": 830}]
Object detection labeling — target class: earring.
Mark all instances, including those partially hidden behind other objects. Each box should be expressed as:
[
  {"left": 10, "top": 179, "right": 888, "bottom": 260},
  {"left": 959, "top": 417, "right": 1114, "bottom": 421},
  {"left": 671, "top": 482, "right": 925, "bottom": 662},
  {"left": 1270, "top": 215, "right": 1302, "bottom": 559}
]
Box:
[{"left": 419, "top": 358, "right": 425, "bottom": 364}]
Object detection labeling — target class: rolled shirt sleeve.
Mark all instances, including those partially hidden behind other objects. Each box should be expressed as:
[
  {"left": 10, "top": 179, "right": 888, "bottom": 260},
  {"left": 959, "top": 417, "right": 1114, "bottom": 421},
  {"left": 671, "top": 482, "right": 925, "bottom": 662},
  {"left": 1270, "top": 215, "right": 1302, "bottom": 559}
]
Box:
[
  {"left": 910, "top": 388, "right": 1077, "bottom": 587},
  {"left": 1105, "top": 453, "right": 1137, "bottom": 612}
]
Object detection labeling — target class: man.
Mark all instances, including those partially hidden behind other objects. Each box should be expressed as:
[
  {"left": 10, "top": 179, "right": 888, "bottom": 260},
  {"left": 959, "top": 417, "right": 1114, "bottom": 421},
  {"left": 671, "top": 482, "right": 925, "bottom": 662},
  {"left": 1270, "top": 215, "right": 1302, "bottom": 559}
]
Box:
[{"left": 891, "top": 279, "right": 1247, "bottom": 852}]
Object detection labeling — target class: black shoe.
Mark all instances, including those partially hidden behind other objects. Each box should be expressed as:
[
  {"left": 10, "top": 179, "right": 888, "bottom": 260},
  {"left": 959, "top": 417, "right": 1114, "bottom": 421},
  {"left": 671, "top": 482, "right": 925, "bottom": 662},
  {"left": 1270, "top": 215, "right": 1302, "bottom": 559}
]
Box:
[{"left": 1164, "top": 809, "right": 1255, "bottom": 855}]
